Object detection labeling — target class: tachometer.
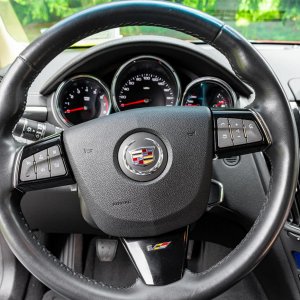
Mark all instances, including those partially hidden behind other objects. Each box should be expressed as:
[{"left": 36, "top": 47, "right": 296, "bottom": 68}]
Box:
[
  {"left": 182, "top": 77, "right": 236, "bottom": 109},
  {"left": 55, "top": 75, "right": 111, "bottom": 126},
  {"left": 112, "top": 56, "right": 181, "bottom": 111}
]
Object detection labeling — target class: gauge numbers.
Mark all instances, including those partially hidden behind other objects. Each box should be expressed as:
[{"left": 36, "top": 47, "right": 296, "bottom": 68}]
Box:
[
  {"left": 118, "top": 73, "right": 176, "bottom": 110},
  {"left": 55, "top": 75, "right": 111, "bottom": 126},
  {"left": 112, "top": 56, "right": 181, "bottom": 111}
]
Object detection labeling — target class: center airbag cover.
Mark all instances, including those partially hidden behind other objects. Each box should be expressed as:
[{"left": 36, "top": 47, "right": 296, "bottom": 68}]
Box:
[{"left": 63, "top": 107, "right": 213, "bottom": 237}]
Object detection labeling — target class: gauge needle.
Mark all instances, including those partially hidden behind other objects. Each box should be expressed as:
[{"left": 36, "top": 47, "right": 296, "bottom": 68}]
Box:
[
  {"left": 120, "top": 99, "right": 149, "bottom": 108},
  {"left": 214, "top": 100, "right": 227, "bottom": 107},
  {"left": 64, "top": 106, "right": 87, "bottom": 113}
]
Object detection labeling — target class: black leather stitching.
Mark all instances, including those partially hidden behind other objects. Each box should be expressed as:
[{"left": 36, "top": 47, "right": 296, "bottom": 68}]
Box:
[
  {"left": 18, "top": 22, "right": 212, "bottom": 121},
  {"left": 191, "top": 151, "right": 274, "bottom": 278},
  {"left": 8, "top": 8, "right": 282, "bottom": 299},
  {"left": 25, "top": 21, "right": 212, "bottom": 71},
  {"left": 14, "top": 57, "right": 39, "bottom": 126},
  {"left": 12, "top": 20, "right": 217, "bottom": 294},
  {"left": 210, "top": 41, "right": 255, "bottom": 92},
  {"left": 19, "top": 22, "right": 269, "bottom": 289},
  {"left": 185, "top": 27, "right": 275, "bottom": 279}
]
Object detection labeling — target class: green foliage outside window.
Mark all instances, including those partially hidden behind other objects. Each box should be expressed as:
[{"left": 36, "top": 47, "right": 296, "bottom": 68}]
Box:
[{"left": 7, "top": 0, "right": 300, "bottom": 42}]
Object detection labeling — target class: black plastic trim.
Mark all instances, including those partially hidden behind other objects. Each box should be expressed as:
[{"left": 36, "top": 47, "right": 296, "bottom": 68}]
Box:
[
  {"left": 16, "top": 134, "right": 75, "bottom": 191},
  {"left": 40, "top": 36, "right": 252, "bottom": 98},
  {"left": 122, "top": 227, "right": 188, "bottom": 286}
]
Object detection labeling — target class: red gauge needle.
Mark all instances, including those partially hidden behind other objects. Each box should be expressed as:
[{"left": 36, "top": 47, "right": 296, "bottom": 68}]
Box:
[
  {"left": 120, "top": 99, "right": 149, "bottom": 108},
  {"left": 64, "top": 106, "right": 87, "bottom": 114},
  {"left": 214, "top": 100, "right": 227, "bottom": 107}
]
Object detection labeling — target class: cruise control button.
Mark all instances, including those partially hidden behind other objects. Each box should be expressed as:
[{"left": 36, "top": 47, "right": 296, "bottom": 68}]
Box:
[
  {"left": 217, "top": 129, "right": 233, "bottom": 148},
  {"left": 50, "top": 156, "right": 66, "bottom": 177},
  {"left": 217, "top": 118, "right": 233, "bottom": 148},
  {"left": 48, "top": 145, "right": 60, "bottom": 158},
  {"left": 244, "top": 120, "right": 262, "bottom": 143},
  {"left": 20, "top": 156, "right": 36, "bottom": 181},
  {"left": 229, "top": 118, "right": 247, "bottom": 146},
  {"left": 34, "top": 150, "right": 50, "bottom": 179},
  {"left": 34, "top": 149, "right": 48, "bottom": 163},
  {"left": 217, "top": 118, "right": 229, "bottom": 129},
  {"left": 48, "top": 145, "right": 67, "bottom": 177}
]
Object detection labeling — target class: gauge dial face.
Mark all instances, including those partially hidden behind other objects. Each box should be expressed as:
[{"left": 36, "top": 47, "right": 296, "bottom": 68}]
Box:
[
  {"left": 182, "top": 78, "right": 236, "bottom": 109},
  {"left": 112, "top": 56, "right": 180, "bottom": 111},
  {"left": 56, "top": 76, "right": 111, "bottom": 126}
]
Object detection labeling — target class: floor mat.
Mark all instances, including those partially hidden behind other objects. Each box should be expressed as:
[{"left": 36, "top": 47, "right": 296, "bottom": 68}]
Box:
[
  {"left": 42, "top": 238, "right": 268, "bottom": 299},
  {"left": 188, "top": 241, "right": 268, "bottom": 300}
]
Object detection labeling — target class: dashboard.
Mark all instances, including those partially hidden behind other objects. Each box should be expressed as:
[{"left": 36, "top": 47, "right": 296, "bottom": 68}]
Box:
[
  {"left": 15, "top": 36, "right": 259, "bottom": 132},
  {"left": 52, "top": 53, "right": 240, "bottom": 127},
  {"left": 54, "top": 59, "right": 237, "bottom": 126}
]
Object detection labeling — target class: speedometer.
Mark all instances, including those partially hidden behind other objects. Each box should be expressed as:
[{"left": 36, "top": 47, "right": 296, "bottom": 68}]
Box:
[{"left": 112, "top": 56, "right": 181, "bottom": 111}]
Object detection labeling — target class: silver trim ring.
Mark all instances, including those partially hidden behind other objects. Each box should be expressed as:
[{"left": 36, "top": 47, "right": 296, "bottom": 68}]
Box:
[
  {"left": 181, "top": 76, "right": 237, "bottom": 108},
  {"left": 53, "top": 75, "right": 112, "bottom": 127},
  {"left": 122, "top": 138, "right": 164, "bottom": 176},
  {"left": 111, "top": 55, "right": 181, "bottom": 112}
]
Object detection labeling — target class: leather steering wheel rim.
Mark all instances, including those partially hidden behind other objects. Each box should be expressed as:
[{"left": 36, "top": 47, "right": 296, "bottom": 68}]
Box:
[{"left": 0, "top": 1, "right": 298, "bottom": 299}]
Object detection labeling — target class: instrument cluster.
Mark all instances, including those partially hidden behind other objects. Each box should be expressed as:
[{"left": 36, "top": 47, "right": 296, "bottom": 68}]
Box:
[{"left": 54, "top": 55, "right": 237, "bottom": 126}]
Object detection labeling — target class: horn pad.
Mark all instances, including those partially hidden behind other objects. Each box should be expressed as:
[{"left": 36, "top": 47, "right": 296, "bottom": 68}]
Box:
[{"left": 63, "top": 107, "right": 213, "bottom": 237}]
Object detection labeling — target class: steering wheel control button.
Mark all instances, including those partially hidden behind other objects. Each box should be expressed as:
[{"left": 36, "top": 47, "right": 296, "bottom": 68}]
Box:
[
  {"left": 20, "top": 156, "right": 36, "bottom": 181},
  {"left": 243, "top": 120, "right": 262, "bottom": 143},
  {"left": 19, "top": 145, "right": 67, "bottom": 182},
  {"left": 17, "top": 135, "right": 74, "bottom": 191},
  {"left": 213, "top": 110, "right": 271, "bottom": 158},
  {"left": 217, "top": 118, "right": 233, "bottom": 148},
  {"left": 48, "top": 146, "right": 67, "bottom": 177},
  {"left": 228, "top": 118, "right": 247, "bottom": 146},
  {"left": 118, "top": 132, "right": 168, "bottom": 182},
  {"left": 34, "top": 149, "right": 51, "bottom": 179},
  {"left": 50, "top": 155, "right": 66, "bottom": 177},
  {"left": 48, "top": 146, "right": 60, "bottom": 158}
]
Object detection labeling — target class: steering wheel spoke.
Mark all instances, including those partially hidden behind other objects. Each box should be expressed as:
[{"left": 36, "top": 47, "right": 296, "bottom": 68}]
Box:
[
  {"left": 122, "top": 227, "right": 188, "bottom": 286},
  {"left": 212, "top": 109, "right": 271, "bottom": 158},
  {"left": 16, "top": 133, "right": 75, "bottom": 191}
]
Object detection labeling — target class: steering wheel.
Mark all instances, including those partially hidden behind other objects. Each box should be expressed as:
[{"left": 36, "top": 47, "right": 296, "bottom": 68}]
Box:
[{"left": 0, "top": 1, "right": 298, "bottom": 299}]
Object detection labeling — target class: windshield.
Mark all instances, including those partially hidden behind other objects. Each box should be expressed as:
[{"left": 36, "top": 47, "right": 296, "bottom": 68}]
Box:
[{"left": 0, "top": 0, "right": 300, "bottom": 45}]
